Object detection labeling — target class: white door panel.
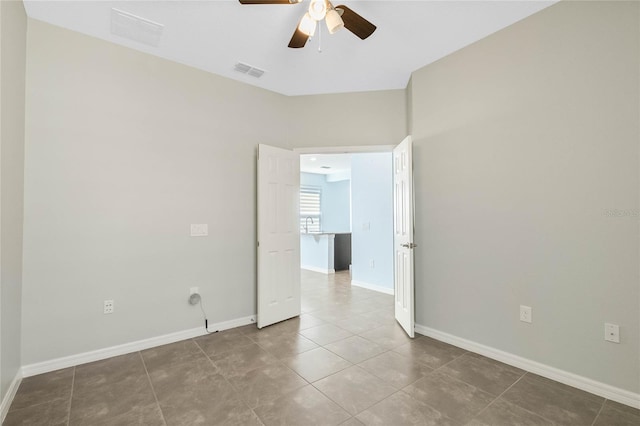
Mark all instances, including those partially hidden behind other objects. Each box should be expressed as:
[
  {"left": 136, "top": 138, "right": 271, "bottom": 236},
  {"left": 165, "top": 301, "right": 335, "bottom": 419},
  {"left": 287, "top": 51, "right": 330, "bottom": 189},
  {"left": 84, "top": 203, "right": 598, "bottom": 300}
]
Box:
[
  {"left": 257, "top": 144, "right": 300, "bottom": 328},
  {"left": 393, "top": 136, "right": 415, "bottom": 338}
]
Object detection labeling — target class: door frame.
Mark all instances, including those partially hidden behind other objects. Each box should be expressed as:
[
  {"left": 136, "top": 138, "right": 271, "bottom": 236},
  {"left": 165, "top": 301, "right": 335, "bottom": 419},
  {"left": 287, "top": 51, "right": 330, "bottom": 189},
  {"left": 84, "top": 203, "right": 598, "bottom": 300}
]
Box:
[{"left": 295, "top": 143, "right": 415, "bottom": 336}]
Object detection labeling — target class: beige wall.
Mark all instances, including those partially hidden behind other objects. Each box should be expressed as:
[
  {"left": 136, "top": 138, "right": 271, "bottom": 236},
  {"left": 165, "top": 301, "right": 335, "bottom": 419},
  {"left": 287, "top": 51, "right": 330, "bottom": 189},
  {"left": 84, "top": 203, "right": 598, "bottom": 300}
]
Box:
[
  {"left": 0, "top": 0, "right": 27, "bottom": 400},
  {"left": 287, "top": 90, "right": 406, "bottom": 148},
  {"left": 21, "top": 19, "right": 406, "bottom": 365},
  {"left": 410, "top": 0, "right": 639, "bottom": 392}
]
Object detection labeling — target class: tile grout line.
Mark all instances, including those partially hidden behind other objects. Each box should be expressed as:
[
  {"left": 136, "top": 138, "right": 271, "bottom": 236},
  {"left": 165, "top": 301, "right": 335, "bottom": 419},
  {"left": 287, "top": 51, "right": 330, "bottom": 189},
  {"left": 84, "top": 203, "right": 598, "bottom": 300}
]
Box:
[
  {"left": 138, "top": 351, "right": 168, "bottom": 426},
  {"left": 468, "top": 372, "right": 557, "bottom": 425},
  {"left": 462, "top": 370, "right": 527, "bottom": 423},
  {"left": 590, "top": 398, "right": 607, "bottom": 426},
  {"left": 65, "top": 366, "right": 76, "bottom": 426},
  {"left": 192, "top": 335, "right": 286, "bottom": 424}
]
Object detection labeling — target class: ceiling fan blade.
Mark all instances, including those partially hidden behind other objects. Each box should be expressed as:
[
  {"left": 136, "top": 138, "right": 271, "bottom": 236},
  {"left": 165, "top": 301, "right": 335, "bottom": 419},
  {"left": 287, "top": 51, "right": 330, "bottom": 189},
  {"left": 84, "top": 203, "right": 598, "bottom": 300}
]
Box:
[
  {"left": 239, "top": 0, "right": 298, "bottom": 4},
  {"left": 288, "top": 26, "right": 309, "bottom": 48},
  {"left": 335, "top": 5, "right": 376, "bottom": 40}
]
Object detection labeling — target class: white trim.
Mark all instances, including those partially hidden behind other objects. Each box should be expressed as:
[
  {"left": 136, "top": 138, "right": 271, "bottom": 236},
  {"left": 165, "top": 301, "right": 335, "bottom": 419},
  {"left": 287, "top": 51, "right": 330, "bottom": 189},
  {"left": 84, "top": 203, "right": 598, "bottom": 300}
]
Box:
[
  {"left": 301, "top": 265, "right": 335, "bottom": 274},
  {"left": 0, "top": 369, "right": 22, "bottom": 423},
  {"left": 351, "top": 280, "right": 394, "bottom": 295},
  {"left": 414, "top": 324, "right": 640, "bottom": 409},
  {"left": 294, "top": 145, "right": 395, "bottom": 154},
  {"left": 21, "top": 315, "right": 256, "bottom": 378}
]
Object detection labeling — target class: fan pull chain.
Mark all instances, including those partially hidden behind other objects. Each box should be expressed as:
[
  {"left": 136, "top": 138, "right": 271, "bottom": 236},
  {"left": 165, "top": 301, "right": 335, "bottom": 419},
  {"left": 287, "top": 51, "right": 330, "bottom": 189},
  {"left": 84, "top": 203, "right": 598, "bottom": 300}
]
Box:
[{"left": 318, "top": 22, "right": 322, "bottom": 53}]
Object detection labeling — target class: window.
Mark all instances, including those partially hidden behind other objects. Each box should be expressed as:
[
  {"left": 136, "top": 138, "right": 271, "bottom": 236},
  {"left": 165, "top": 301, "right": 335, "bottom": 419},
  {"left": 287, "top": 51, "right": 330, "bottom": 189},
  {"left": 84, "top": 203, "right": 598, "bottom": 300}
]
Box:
[{"left": 300, "top": 185, "right": 321, "bottom": 232}]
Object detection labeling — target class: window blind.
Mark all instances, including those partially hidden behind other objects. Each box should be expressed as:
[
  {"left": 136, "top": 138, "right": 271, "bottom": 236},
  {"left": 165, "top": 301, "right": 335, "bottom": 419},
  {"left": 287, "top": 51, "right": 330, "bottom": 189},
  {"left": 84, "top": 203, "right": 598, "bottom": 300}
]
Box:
[{"left": 300, "top": 185, "right": 321, "bottom": 232}]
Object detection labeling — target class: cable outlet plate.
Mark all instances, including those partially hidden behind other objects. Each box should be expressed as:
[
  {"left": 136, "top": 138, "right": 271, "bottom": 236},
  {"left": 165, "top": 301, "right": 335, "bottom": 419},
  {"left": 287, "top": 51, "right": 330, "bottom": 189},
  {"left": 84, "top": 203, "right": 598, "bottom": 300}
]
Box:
[
  {"left": 604, "top": 323, "right": 620, "bottom": 343},
  {"left": 520, "top": 305, "right": 532, "bottom": 323},
  {"left": 104, "top": 299, "right": 114, "bottom": 314}
]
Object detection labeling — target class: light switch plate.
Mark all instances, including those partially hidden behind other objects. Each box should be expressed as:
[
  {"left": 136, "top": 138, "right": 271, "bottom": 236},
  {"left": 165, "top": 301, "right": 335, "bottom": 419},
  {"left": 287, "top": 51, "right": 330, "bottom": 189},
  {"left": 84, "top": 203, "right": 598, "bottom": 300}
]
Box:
[{"left": 190, "top": 224, "right": 208, "bottom": 237}]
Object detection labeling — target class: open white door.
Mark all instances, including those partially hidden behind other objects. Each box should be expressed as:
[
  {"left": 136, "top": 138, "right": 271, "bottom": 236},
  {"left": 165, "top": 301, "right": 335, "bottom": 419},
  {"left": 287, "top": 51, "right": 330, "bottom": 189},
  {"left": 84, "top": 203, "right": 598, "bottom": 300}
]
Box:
[
  {"left": 257, "top": 144, "right": 301, "bottom": 328},
  {"left": 393, "top": 136, "right": 415, "bottom": 338}
]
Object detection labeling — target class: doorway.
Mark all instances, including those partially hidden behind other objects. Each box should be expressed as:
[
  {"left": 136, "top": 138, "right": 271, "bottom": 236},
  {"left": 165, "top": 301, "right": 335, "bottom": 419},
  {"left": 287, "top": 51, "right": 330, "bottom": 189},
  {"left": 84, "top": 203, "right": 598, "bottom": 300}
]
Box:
[
  {"left": 298, "top": 152, "right": 394, "bottom": 296},
  {"left": 257, "top": 140, "right": 415, "bottom": 337}
]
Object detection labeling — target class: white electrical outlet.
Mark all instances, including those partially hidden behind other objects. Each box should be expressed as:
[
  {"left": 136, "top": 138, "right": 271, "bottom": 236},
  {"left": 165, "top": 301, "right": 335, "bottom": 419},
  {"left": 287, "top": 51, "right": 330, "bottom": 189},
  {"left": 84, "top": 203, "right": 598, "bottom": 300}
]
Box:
[
  {"left": 190, "top": 287, "right": 199, "bottom": 295},
  {"left": 369, "top": 259, "right": 375, "bottom": 268},
  {"left": 362, "top": 222, "right": 370, "bottom": 231},
  {"left": 520, "top": 305, "right": 532, "bottom": 323},
  {"left": 604, "top": 323, "right": 620, "bottom": 343},
  {"left": 104, "top": 299, "right": 114, "bottom": 314},
  {"left": 190, "top": 224, "right": 208, "bottom": 237}
]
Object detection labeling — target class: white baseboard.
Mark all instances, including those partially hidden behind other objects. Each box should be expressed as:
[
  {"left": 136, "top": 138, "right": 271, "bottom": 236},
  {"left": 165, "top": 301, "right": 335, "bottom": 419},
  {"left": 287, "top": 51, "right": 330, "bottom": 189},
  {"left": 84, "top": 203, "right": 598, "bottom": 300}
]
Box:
[
  {"left": 21, "top": 315, "right": 256, "bottom": 378},
  {"left": 0, "top": 369, "right": 23, "bottom": 423},
  {"left": 415, "top": 324, "right": 640, "bottom": 409},
  {"left": 351, "top": 280, "right": 394, "bottom": 295},
  {"left": 302, "top": 265, "right": 335, "bottom": 274}
]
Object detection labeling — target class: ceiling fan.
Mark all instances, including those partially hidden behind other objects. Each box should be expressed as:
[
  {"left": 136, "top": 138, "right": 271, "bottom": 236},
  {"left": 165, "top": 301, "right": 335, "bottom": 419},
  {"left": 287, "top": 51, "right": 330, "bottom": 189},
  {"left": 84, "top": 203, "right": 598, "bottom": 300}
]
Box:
[{"left": 239, "top": 0, "right": 377, "bottom": 49}]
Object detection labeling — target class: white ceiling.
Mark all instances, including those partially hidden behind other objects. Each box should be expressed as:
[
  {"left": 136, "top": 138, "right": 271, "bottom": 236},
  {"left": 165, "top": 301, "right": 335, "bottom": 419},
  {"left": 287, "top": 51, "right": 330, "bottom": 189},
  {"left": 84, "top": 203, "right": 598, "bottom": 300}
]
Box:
[
  {"left": 23, "top": 0, "right": 556, "bottom": 96},
  {"left": 301, "top": 153, "right": 351, "bottom": 174}
]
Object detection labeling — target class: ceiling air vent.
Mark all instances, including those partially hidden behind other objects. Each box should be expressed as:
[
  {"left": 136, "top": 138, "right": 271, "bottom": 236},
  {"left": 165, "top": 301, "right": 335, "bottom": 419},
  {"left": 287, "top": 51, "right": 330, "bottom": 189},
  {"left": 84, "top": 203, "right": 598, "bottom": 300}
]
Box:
[
  {"left": 234, "top": 62, "right": 266, "bottom": 79},
  {"left": 111, "top": 8, "right": 164, "bottom": 47}
]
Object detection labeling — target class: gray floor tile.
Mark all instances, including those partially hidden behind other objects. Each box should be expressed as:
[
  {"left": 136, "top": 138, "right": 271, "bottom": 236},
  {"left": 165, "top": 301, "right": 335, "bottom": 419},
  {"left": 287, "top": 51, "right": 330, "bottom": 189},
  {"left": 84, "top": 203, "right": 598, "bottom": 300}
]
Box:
[
  {"left": 300, "top": 324, "right": 354, "bottom": 345},
  {"left": 194, "top": 328, "right": 254, "bottom": 357},
  {"left": 358, "top": 323, "right": 413, "bottom": 350},
  {"left": 70, "top": 370, "right": 159, "bottom": 424},
  {"left": 402, "top": 370, "right": 495, "bottom": 424},
  {"left": 592, "top": 399, "right": 640, "bottom": 426},
  {"left": 141, "top": 339, "right": 208, "bottom": 372},
  {"left": 313, "top": 366, "right": 396, "bottom": 415},
  {"left": 393, "top": 336, "right": 466, "bottom": 369},
  {"left": 3, "top": 400, "right": 70, "bottom": 426},
  {"left": 149, "top": 356, "right": 258, "bottom": 425},
  {"left": 340, "top": 418, "right": 365, "bottom": 426},
  {"left": 70, "top": 402, "right": 164, "bottom": 426},
  {"left": 226, "top": 363, "right": 308, "bottom": 409},
  {"left": 601, "top": 399, "right": 640, "bottom": 418},
  {"left": 467, "top": 398, "right": 553, "bottom": 425},
  {"left": 74, "top": 352, "right": 146, "bottom": 387},
  {"left": 8, "top": 368, "right": 74, "bottom": 411},
  {"left": 332, "top": 314, "right": 386, "bottom": 334},
  {"left": 501, "top": 373, "right": 604, "bottom": 425},
  {"left": 356, "top": 391, "right": 458, "bottom": 426},
  {"left": 254, "top": 385, "right": 351, "bottom": 426},
  {"left": 210, "top": 343, "right": 279, "bottom": 378},
  {"left": 283, "top": 347, "right": 352, "bottom": 382},
  {"left": 308, "top": 308, "right": 353, "bottom": 323},
  {"left": 358, "top": 308, "right": 395, "bottom": 323},
  {"left": 438, "top": 352, "right": 525, "bottom": 396},
  {"left": 70, "top": 354, "right": 160, "bottom": 424},
  {"left": 358, "top": 351, "right": 433, "bottom": 389},
  {"left": 254, "top": 333, "right": 319, "bottom": 359},
  {"left": 324, "top": 335, "right": 386, "bottom": 364}
]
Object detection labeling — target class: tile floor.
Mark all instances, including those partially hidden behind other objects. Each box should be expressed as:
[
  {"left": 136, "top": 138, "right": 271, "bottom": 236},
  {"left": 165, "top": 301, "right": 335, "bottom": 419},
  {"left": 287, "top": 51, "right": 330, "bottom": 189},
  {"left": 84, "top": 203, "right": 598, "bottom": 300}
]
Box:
[{"left": 4, "top": 270, "right": 639, "bottom": 425}]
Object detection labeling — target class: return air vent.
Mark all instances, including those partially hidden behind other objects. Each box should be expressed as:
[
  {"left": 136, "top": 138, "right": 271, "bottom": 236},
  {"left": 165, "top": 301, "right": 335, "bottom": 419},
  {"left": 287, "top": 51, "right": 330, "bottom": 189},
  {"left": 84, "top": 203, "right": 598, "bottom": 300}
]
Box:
[
  {"left": 111, "top": 8, "right": 164, "bottom": 47},
  {"left": 234, "top": 62, "right": 266, "bottom": 79}
]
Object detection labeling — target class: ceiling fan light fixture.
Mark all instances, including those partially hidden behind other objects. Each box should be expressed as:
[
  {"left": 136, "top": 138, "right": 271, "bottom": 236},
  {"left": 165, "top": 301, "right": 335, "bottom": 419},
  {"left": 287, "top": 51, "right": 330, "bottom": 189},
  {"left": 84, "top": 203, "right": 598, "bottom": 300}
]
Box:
[
  {"left": 298, "top": 12, "right": 317, "bottom": 36},
  {"left": 325, "top": 8, "right": 344, "bottom": 34},
  {"left": 308, "top": 0, "right": 327, "bottom": 21}
]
